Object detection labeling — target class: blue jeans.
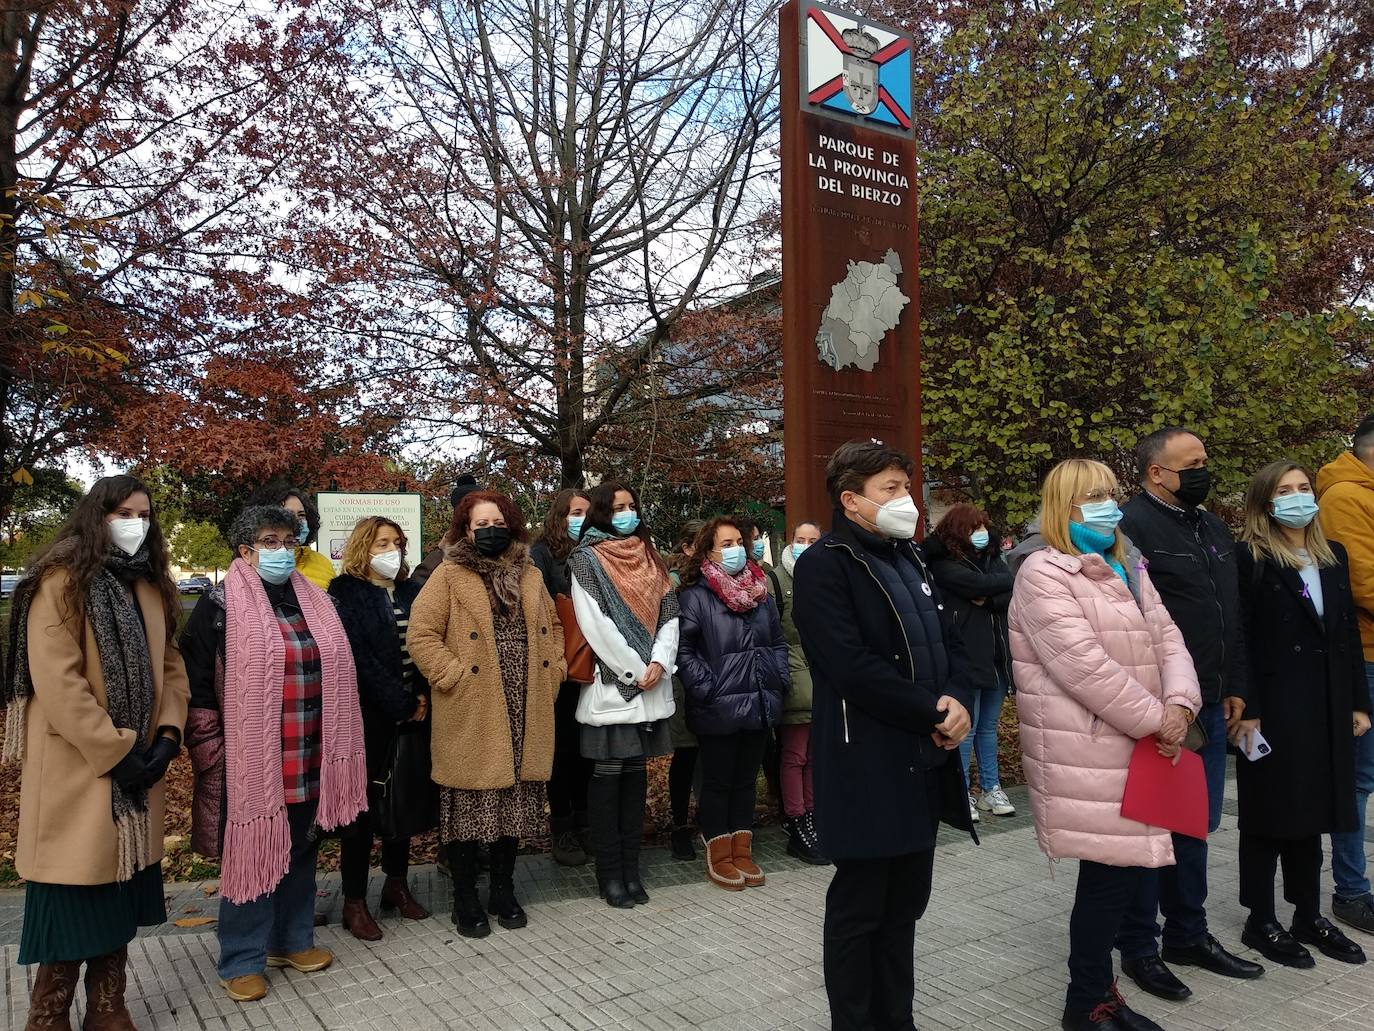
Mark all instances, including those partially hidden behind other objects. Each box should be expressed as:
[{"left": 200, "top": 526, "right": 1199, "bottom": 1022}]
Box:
[
  {"left": 1331, "top": 662, "right": 1374, "bottom": 902},
  {"left": 217, "top": 801, "right": 319, "bottom": 980},
  {"left": 1118, "top": 700, "right": 1228, "bottom": 958},
  {"left": 959, "top": 673, "right": 1008, "bottom": 791}
]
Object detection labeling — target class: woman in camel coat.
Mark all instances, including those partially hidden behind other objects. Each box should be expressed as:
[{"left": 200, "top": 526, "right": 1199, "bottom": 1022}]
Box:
[
  {"left": 407, "top": 490, "right": 564, "bottom": 938},
  {"left": 5, "top": 475, "right": 189, "bottom": 1031}
]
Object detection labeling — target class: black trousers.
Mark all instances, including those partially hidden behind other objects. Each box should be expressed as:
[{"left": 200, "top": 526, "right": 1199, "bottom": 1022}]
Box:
[
  {"left": 696, "top": 729, "right": 768, "bottom": 840},
  {"left": 1068, "top": 861, "right": 1148, "bottom": 1011},
  {"left": 824, "top": 850, "right": 934, "bottom": 1031},
  {"left": 339, "top": 809, "right": 410, "bottom": 900},
  {"left": 1238, "top": 831, "right": 1321, "bottom": 924},
  {"left": 548, "top": 683, "right": 592, "bottom": 820},
  {"left": 823, "top": 769, "right": 943, "bottom": 1031},
  {"left": 669, "top": 745, "right": 699, "bottom": 826}
]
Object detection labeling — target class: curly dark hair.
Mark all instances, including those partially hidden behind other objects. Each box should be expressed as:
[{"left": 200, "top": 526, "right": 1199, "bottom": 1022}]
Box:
[
  {"left": 682, "top": 516, "right": 745, "bottom": 586},
  {"left": 227, "top": 505, "right": 298, "bottom": 553},
  {"left": 448, "top": 491, "right": 530, "bottom": 544},
  {"left": 537, "top": 488, "right": 592, "bottom": 562},
  {"left": 933, "top": 503, "right": 992, "bottom": 560},
  {"left": 247, "top": 481, "right": 320, "bottom": 546},
  {"left": 13, "top": 474, "right": 180, "bottom": 641}
]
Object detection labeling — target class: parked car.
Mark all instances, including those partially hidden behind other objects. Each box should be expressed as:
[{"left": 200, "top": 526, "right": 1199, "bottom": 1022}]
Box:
[
  {"left": 1, "top": 573, "right": 21, "bottom": 599},
  {"left": 177, "top": 575, "right": 214, "bottom": 594}
]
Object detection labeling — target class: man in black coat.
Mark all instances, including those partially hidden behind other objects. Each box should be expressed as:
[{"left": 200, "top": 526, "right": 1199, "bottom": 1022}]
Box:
[
  {"left": 1115, "top": 427, "right": 1264, "bottom": 1000},
  {"left": 792, "top": 441, "right": 976, "bottom": 1031}
]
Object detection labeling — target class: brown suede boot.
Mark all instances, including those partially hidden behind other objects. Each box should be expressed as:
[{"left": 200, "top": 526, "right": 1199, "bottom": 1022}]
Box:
[
  {"left": 341, "top": 898, "right": 383, "bottom": 941},
  {"left": 732, "top": 830, "right": 765, "bottom": 887},
  {"left": 705, "top": 834, "right": 745, "bottom": 891},
  {"left": 80, "top": 948, "right": 137, "bottom": 1031},
  {"left": 24, "top": 961, "right": 79, "bottom": 1031},
  {"left": 380, "top": 877, "right": 430, "bottom": 920}
]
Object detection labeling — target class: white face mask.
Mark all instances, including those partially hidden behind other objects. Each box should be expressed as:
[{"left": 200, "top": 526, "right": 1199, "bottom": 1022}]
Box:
[
  {"left": 856, "top": 492, "right": 920, "bottom": 540},
  {"left": 108, "top": 517, "right": 149, "bottom": 556},
  {"left": 370, "top": 550, "right": 403, "bottom": 580}
]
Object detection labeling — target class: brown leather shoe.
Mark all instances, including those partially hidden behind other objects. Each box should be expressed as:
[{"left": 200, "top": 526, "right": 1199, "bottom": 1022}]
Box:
[
  {"left": 380, "top": 876, "right": 430, "bottom": 920},
  {"left": 80, "top": 948, "right": 136, "bottom": 1031},
  {"left": 24, "top": 961, "right": 79, "bottom": 1030},
  {"left": 341, "top": 898, "right": 383, "bottom": 941},
  {"left": 705, "top": 834, "right": 745, "bottom": 891},
  {"left": 732, "top": 830, "right": 765, "bottom": 887}
]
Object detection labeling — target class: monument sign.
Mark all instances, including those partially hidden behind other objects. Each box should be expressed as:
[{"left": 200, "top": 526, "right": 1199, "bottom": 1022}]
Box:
[{"left": 780, "top": 0, "right": 923, "bottom": 528}]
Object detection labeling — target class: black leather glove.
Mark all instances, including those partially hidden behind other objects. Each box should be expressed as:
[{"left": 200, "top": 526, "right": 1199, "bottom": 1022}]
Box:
[
  {"left": 107, "top": 748, "right": 149, "bottom": 793},
  {"left": 142, "top": 735, "right": 180, "bottom": 786}
]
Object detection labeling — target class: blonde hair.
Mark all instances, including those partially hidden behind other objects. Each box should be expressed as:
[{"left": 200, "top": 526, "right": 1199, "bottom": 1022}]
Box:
[
  {"left": 1240, "top": 461, "right": 1336, "bottom": 570},
  {"left": 1037, "top": 459, "right": 1128, "bottom": 566},
  {"left": 341, "top": 516, "right": 410, "bottom": 581}
]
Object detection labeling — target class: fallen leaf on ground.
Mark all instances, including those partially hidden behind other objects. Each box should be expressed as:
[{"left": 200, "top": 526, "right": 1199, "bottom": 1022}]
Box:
[{"left": 173, "top": 917, "right": 216, "bottom": 928}]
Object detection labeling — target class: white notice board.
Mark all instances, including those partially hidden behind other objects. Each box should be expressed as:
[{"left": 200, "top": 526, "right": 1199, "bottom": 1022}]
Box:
[{"left": 314, "top": 492, "right": 424, "bottom": 574}]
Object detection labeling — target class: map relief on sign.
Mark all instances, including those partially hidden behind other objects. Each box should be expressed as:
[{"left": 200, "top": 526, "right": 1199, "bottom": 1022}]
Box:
[{"left": 815, "top": 249, "right": 909, "bottom": 372}]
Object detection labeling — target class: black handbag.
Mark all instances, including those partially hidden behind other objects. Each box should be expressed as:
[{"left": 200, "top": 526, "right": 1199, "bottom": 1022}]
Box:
[{"left": 372, "top": 721, "right": 439, "bottom": 840}]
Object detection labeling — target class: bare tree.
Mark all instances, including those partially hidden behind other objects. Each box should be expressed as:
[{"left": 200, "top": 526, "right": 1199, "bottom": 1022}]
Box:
[{"left": 306, "top": 0, "right": 782, "bottom": 487}]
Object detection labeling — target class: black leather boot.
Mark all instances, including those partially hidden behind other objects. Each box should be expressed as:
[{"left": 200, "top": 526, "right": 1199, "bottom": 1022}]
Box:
[
  {"left": 589, "top": 771, "right": 634, "bottom": 908},
  {"left": 449, "top": 841, "right": 491, "bottom": 938},
  {"left": 620, "top": 765, "right": 650, "bottom": 904},
  {"left": 486, "top": 837, "right": 528, "bottom": 929}
]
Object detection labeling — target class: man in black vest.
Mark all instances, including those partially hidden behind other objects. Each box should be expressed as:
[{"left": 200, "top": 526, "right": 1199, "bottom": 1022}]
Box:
[
  {"left": 793, "top": 441, "right": 977, "bottom": 1031},
  {"left": 1116, "top": 427, "right": 1263, "bottom": 999}
]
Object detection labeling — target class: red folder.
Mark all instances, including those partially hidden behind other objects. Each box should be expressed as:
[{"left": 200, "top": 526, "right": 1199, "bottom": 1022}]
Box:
[{"left": 1120, "top": 737, "right": 1208, "bottom": 841}]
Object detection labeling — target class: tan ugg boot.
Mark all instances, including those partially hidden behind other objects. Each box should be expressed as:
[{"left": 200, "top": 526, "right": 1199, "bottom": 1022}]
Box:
[
  {"left": 732, "top": 829, "right": 765, "bottom": 887},
  {"left": 24, "top": 961, "right": 79, "bottom": 1030},
  {"left": 705, "top": 834, "right": 746, "bottom": 891}
]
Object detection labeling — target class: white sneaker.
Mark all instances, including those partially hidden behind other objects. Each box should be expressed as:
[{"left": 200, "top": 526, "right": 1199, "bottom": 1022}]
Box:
[
  {"left": 976, "top": 785, "right": 1016, "bottom": 816},
  {"left": 968, "top": 792, "right": 980, "bottom": 823}
]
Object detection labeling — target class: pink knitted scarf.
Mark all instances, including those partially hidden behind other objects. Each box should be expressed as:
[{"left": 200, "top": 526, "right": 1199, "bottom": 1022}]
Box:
[{"left": 220, "top": 560, "right": 366, "bottom": 904}]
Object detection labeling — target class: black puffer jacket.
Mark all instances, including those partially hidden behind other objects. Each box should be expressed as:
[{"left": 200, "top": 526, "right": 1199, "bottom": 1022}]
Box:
[
  {"left": 676, "top": 577, "right": 789, "bottom": 736},
  {"left": 922, "top": 534, "right": 1013, "bottom": 692},
  {"left": 1120, "top": 492, "right": 1249, "bottom": 705}
]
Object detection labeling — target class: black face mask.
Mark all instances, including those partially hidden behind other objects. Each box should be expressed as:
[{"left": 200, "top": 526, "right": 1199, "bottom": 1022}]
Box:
[
  {"left": 472, "top": 526, "right": 512, "bottom": 556},
  {"left": 1166, "top": 466, "right": 1212, "bottom": 508}
]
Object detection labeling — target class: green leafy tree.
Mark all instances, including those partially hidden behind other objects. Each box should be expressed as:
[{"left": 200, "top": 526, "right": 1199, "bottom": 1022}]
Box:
[
  {"left": 0, "top": 468, "right": 81, "bottom": 569},
  {"left": 169, "top": 520, "right": 233, "bottom": 579},
  {"left": 900, "top": 0, "right": 1370, "bottom": 524}
]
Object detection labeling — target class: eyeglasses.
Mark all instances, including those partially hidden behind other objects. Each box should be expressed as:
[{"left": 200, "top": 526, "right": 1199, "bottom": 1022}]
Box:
[
  {"left": 1078, "top": 488, "right": 1123, "bottom": 505},
  {"left": 254, "top": 535, "right": 298, "bottom": 549}
]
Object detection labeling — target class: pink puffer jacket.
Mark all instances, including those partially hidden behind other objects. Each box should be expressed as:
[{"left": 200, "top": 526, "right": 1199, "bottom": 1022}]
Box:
[{"left": 1010, "top": 547, "right": 1201, "bottom": 868}]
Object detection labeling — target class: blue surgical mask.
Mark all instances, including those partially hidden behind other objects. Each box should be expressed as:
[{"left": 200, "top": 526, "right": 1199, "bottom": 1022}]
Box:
[
  {"left": 720, "top": 545, "right": 747, "bottom": 574},
  {"left": 567, "top": 515, "right": 585, "bottom": 540},
  {"left": 1271, "top": 492, "right": 1319, "bottom": 529},
  {"left": 970, "top": 529, "right": 990, "bottom": 550},
  {"left": 611, "top": 510, "right": 640, "bottom": 535},
  {"left": 256, "top": 546, "right": 296, "bottom": 585},
  {"left": 791, "top": 543, "right": 810, "bottom": 560},
  {"left": 751, "top": 539, "right": 766, "bottom": 562},
  {"left": 297, "top": 519, "right": 310, "bottom": 544},
  {"left": 1077, "top": 499, "right": 1123, "bottom": 537}
]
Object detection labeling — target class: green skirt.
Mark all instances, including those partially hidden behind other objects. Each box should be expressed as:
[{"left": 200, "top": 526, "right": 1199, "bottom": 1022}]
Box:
[{"left": 18, "top": 863, "right": 165, "bottom": 965}]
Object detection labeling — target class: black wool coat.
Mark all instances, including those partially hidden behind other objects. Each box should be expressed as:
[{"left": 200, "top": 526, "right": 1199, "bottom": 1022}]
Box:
[
  {"left": 327, "top": 573, "right": 428, "bottom": 781},
  {"left": 792, "top": 512, "right": 978, "bottom": 861},
  {"left": 1235, "top": 542, "right": 1371, "bottom": 839},
  {"left": 922, "top": 535, "right": 1013, "bottom": 692}
]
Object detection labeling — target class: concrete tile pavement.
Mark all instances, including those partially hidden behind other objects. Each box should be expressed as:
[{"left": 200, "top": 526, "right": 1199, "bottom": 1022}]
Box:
[{"left": 3, "top": 783, "right": 1373, "bottom": 1030}]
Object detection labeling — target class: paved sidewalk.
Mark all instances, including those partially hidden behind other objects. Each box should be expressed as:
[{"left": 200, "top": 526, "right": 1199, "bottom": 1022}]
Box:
[{"left": 4, "top": 786, "right": 1373, "bottom": 1030}]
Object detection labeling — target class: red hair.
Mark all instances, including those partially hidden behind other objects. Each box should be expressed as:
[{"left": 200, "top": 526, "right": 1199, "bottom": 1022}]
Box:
[
  {"left": 934, "top": 502, "right": 991, "bottom": 559},
  {"left": 449, "top": 490, "right": 530, "bottom": 543}
]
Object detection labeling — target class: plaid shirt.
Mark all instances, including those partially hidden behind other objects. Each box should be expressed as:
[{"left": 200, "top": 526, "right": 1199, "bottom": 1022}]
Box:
[{"left": 276, "top": 600, "right": 323, "bottom": 804}]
